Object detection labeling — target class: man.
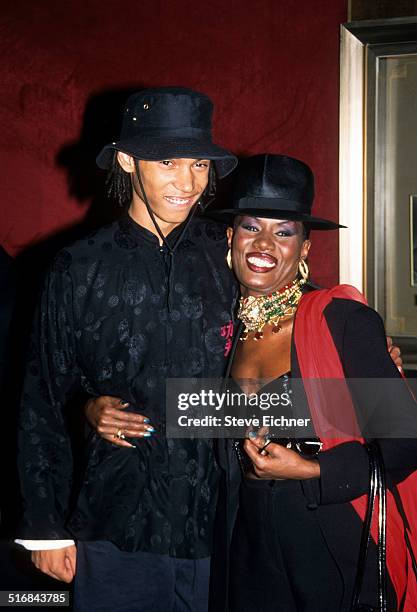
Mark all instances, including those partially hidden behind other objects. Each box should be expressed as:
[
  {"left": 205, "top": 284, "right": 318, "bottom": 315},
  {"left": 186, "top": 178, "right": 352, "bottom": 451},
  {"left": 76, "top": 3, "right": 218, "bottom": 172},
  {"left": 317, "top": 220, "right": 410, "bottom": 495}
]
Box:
[
  {"left": 17, "top": 87, "right": 237, "bottom": 611},
  {"left": 0, "top": 246, "right": 15, "bottom": 390}
]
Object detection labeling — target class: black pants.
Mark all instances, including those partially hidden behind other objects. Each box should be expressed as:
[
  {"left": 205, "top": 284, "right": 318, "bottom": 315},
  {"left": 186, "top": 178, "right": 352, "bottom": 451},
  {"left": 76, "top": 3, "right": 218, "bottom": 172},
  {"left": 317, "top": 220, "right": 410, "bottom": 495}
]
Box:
[
  {"left": 229, "top": 478, "right": 396, "bottom": 612},
  {"left": 73, "top": 541, "right": 210, "bottom": 612}
]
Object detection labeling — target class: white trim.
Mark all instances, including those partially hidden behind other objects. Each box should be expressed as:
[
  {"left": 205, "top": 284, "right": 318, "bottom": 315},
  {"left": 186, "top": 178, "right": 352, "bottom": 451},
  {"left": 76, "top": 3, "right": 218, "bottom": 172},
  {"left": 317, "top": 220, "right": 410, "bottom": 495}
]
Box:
[
  {"left": 339, "top": 26, "right": 365, "bottom": 291},
  {"left": 15, "top": 539, "right": 75, "bottom": 551}
]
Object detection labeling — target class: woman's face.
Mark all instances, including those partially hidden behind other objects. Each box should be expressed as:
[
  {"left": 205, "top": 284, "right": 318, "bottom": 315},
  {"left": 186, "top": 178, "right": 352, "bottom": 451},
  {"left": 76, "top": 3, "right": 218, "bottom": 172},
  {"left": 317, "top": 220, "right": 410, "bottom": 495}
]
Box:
[{"left": 227, "top": 216, "right": 311, "bottom": 298}]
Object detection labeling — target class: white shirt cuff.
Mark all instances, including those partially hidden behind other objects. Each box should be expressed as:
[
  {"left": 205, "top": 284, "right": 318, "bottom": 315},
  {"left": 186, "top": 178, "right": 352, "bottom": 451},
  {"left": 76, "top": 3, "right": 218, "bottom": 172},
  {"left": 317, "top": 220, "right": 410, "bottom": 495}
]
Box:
[{"left": 15, "top": 539, "right": 75, "bottom": 551}]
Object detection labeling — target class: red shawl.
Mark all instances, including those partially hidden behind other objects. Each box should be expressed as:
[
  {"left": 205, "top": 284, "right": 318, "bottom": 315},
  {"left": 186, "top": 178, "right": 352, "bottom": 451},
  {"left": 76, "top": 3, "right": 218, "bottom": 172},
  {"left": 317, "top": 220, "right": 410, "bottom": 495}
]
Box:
[{"left": 294, "top": 285, "right": 417, "bottom": 610}]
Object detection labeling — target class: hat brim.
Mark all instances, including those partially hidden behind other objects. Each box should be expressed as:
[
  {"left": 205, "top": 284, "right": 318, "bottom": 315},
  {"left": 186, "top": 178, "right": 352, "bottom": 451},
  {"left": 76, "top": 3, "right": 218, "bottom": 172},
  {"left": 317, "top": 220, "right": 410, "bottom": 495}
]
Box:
[
  {"left": 96, "top": 137, "right": 237, "bottom": 178},
  {"left": 207, "top": 208, "right": 345, "bottom": 230}
]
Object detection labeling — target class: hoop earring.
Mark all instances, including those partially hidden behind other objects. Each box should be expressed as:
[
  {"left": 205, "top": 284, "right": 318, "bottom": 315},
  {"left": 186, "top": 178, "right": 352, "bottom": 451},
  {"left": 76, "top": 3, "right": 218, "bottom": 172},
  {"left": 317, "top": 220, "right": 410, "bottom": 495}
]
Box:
[
  {"left": 226, "top": 249, "right": 233, "bottom": 270},
  {"left": 298, "top": 258, "right": 309, "bottom": 282}
]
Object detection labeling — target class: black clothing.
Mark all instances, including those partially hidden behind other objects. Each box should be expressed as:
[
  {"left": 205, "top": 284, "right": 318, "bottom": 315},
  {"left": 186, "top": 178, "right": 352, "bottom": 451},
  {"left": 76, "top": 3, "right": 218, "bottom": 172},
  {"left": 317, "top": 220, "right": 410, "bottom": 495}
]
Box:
[
  {"left": 0, "top": 246, "right": 15, "bottom": 388},
  {"left": 18, "top": 214, "right": 237, "bottom": 558},
  {"left": 230, "top": 374, "right": 355, "bottom": 611},
  {"left": 230, "top": 479, "right": 347, "bottom": 612},
  {"left": 211, "top": 297, "right": 417, "bottom": 611},
  {"left": 74, "top": 541, "right": 210, "bottom": 612}
]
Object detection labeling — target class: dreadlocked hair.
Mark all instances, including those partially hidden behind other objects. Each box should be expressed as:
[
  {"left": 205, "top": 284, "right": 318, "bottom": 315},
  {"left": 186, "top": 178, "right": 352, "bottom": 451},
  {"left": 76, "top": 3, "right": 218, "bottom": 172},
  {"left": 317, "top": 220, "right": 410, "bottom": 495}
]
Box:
[
  {"left": 105, "top": 152, "right": 132, "bottom": 207},
  {"left": 199, "top": 163, "right": 217, "bottom": 210}
]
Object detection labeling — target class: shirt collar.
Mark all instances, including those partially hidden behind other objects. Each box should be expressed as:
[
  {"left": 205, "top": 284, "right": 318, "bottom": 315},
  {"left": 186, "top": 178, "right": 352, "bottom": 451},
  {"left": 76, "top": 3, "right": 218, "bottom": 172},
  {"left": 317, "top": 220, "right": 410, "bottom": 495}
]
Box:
[{"left": 119, "top": 213, "right": 193, "bottom": 248}]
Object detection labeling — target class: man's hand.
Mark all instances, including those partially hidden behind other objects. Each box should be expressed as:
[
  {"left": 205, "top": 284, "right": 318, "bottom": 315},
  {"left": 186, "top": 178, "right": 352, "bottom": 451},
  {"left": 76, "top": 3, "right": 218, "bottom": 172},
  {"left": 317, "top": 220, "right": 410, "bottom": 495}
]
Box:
[
  {"left": 387, "top": 336, "right": 403, "bottom": 371},
  {"left": 31, "top": 546, "right": 76, "bottom": 583},
  {"left": 85, "top": 396, "right": 155, "bottom": 447}
]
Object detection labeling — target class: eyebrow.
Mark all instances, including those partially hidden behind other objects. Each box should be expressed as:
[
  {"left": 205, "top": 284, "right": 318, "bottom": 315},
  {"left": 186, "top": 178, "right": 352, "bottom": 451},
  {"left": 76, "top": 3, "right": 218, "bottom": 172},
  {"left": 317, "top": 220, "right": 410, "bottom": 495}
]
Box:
[
  {"left": 275, "top": 220, "right": 297, "bottom": 227},
  {"left": 245, "top": 217, "right": 297, "bottom": 227}
]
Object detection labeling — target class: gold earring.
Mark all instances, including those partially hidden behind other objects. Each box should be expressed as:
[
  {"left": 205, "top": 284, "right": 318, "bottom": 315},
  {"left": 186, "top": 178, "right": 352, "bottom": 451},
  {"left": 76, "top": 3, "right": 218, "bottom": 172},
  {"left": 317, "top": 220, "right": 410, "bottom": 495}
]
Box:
[
  {"left": 226, "top": 249, "right": 233, "bottom": 270},
  {"left": 298, "top": 259, "right": 309, "bottom": 282}
]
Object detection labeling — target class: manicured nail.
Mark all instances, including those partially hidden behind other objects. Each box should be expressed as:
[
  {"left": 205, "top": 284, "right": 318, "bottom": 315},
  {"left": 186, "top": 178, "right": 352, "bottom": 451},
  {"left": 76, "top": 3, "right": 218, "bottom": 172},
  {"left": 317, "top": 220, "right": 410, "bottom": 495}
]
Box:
[
  {"left": 143, "top": 432, "right": 152, "bottom": 437},
  {"left": 248, "top": 431, "right": 257, "bottom": 439},
  {"left": 143, "top": 418, "right": 150, "bottom": 424},
  {"left": 146, "top": 427, "right": 155, "bottom": 432}
]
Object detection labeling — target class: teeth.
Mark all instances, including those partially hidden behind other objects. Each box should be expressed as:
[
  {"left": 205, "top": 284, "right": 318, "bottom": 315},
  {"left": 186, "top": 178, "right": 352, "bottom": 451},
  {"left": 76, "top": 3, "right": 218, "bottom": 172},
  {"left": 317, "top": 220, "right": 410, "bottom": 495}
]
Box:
[
  {"left": 248, "top": 256, "right": 275, "bottom": 268},
  {"left": 165, "top": 197, "right": 190, "bottom": 204}
]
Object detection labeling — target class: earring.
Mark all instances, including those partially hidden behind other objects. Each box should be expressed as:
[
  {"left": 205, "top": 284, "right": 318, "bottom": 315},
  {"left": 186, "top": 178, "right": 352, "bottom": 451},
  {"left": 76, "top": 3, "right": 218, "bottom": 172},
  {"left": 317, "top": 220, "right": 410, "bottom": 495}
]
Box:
[
  {"left": 298, "top": 258, "right": 309, "bottom": 282},
  {"left": 226, "top": 249, "right": 233, "bottom": 270}
]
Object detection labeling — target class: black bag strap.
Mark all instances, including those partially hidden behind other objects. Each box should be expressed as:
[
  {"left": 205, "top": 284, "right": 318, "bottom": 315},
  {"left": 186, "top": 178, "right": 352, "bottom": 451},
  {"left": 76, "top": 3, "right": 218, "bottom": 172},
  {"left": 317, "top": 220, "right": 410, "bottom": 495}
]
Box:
[
  {"left": 374, "top": 442, "right": 387, "bottom": 612},
  {"left": 351, "top": 441, "right": 387, "bottom": 611}
]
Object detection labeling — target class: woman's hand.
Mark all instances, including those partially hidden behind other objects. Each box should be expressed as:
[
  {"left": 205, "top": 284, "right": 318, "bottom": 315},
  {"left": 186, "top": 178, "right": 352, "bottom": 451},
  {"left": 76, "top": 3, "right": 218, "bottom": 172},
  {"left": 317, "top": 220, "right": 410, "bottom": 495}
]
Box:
[
  {"left": 387, "top": 336, "right": 402, "bottom": 371},
  {"left": 243, "top": 433, "right": 320, "bottom": 480},
  {"left": 85, "top": 396, "right": 155, "bottom": 448}
]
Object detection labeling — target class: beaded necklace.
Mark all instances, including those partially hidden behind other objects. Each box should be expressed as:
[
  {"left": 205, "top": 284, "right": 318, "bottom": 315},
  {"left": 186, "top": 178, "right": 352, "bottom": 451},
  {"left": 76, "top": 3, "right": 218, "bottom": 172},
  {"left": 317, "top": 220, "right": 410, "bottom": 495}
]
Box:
[{"left": 238, "top": 278, "right": 305, "bottom": 341}]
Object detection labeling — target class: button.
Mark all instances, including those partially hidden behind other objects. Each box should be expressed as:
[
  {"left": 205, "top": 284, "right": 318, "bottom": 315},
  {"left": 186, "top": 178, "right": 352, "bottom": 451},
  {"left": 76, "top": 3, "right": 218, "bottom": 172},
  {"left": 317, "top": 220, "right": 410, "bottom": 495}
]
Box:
[{"left": 143, "top": 103, "right": 149, "bottom": 110}]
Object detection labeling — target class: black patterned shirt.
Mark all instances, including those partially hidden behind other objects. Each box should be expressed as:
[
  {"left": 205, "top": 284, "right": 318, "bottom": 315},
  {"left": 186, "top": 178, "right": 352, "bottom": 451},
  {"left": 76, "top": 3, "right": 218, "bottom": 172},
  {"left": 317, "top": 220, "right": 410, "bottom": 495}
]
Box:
[{"left": 18, "top": 214, "right": 237, "bottom": 557}]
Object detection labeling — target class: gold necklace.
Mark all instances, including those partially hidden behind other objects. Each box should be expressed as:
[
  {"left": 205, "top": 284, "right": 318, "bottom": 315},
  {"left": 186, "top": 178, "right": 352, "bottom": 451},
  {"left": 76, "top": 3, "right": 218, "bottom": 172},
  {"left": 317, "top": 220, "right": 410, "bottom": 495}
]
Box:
[{"left": 238, "top": 278, "right": 305, "bottom": 341}]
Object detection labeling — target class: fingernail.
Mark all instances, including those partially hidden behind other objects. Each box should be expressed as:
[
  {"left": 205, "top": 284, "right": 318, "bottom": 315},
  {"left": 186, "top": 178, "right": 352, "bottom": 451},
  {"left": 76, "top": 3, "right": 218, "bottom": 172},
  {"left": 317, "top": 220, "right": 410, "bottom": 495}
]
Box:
[
  {"left": 143, "top": 418, "right": 150, "bottom": 424},
  {"left": 143, "top": 432, "right": 152, "bottom": 437},
  {"left": 248, "top": 431, "right": 257, "bottom": 439},
  {"left": 146, "top": 426, "right": 155, "bottom": 432}
]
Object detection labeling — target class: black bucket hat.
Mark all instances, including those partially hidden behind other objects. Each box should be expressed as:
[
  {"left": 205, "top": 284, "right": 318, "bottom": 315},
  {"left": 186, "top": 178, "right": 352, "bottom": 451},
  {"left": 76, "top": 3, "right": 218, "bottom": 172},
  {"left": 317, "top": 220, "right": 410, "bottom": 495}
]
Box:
[
  {"left": 216, "top": 154, "right": 345, "bottom": 230},
  {"left": 96, "top": 87, "right": 237, "bottom": 178}
]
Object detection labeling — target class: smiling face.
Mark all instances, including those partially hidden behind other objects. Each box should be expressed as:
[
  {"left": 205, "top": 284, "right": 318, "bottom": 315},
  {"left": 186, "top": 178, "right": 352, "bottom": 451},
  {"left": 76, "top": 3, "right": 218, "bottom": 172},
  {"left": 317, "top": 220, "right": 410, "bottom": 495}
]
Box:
[
  {"left": 117, "top": 153, "right": 210, "bottom": 236},
  {"left": 227, "top": 216, "right": 311, "bottom": 297}
]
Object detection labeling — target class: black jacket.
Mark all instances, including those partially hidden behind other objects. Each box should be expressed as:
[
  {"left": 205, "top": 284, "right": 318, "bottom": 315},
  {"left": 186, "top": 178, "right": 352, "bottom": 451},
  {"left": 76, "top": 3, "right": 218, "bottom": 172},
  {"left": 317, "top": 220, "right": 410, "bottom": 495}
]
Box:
[
  {"left": 210, "top": 297, "right": 417, "bottom": 610},
  {"left": 18, "top": 214, "right": 238, "bottom": 557}
]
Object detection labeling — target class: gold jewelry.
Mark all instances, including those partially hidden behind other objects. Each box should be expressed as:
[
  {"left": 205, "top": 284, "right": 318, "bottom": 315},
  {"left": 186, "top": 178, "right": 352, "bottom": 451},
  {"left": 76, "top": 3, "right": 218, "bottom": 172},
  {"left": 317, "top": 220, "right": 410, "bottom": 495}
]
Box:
[
  {"left": 298, "top": 258, "right": 309, "bottom": 282},
  {"left": 226, "top": 249, "right": 233, "bottom": 270},
  {"left": 238, "top": 278, "right": 304, "bottom": 341},
  {"left": 114, "top": 429, "right": 125, "bottom": 440}
]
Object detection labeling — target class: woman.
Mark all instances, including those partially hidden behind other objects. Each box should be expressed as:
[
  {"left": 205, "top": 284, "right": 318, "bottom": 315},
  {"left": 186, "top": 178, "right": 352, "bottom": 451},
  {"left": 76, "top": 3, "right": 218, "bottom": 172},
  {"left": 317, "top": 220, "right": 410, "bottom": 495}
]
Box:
[
  {"left": 86, "top": 155, "right": 416, "bottom": 611},
  {"left": 209, "top": 154, "right": 417, "bottom": 612}
]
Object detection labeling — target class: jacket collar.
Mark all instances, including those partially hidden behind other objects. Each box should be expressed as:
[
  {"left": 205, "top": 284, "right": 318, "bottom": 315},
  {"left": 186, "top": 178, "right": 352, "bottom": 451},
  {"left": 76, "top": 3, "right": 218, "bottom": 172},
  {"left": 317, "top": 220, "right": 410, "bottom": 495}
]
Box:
[{"left": 118, "top": 212, "right": 193, "bottom": 248}]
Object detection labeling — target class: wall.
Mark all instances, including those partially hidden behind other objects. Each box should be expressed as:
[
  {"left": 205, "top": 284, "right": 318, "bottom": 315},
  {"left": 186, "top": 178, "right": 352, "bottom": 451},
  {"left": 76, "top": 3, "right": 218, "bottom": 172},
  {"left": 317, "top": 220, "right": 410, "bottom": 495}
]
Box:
[
  {"left": 350, "top": 0, "right": 417, "bottom": 20},
  {"left": 0, "top": 0, "right": 347, "bottom": 286}
]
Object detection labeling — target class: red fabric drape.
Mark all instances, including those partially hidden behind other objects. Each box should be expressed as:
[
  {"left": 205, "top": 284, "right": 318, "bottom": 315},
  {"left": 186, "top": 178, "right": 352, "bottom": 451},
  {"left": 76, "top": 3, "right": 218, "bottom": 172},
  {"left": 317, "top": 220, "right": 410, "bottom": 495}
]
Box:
[
  {"left": 0, "top": 0, "right": 347, "bottom": 287},
  {"left": 294, "top": 285, "right": 417, "bottom": 610}
]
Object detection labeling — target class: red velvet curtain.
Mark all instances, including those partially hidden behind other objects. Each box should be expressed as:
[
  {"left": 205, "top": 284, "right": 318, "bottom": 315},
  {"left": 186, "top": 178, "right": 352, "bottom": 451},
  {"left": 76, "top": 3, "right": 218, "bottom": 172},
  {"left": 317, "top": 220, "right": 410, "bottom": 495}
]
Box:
[{"left": 0, "top": 0, "right": 347, "bottom": 286}]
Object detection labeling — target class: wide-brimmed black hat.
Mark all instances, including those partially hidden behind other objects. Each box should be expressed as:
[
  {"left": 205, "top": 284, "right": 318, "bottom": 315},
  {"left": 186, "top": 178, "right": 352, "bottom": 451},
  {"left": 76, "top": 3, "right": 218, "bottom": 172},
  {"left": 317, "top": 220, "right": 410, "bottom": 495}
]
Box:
[
  {"left": 216, "top": 154, "right": 345, "bottom": 229},
  {"left": 96, "top": 87, "right": 237, "bottom": 178}
]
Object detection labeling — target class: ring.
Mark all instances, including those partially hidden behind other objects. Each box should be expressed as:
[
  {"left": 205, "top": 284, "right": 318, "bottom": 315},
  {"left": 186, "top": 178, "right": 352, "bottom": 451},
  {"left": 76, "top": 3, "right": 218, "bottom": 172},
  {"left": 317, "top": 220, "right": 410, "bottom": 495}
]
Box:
[
  {"left": 258, "top": 439, "right": 272, "bottom": 454},
  {"left": 114, "top": 429, "right": 125, "bottom": 440}
]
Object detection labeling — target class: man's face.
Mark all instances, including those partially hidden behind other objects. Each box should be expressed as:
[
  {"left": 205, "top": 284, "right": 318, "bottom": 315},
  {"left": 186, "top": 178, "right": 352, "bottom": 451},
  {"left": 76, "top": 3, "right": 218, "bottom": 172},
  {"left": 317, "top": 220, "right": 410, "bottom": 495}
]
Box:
[{"left": 117, "top": 153, "right": 210, "bottom": 231}]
